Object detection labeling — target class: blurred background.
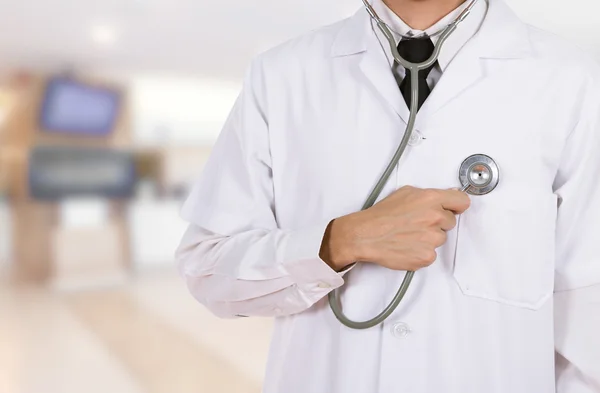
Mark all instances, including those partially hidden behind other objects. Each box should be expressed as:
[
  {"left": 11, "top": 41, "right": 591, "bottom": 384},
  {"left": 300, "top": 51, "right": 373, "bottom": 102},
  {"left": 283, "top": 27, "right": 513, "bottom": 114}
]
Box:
[{"left": 0, "top": 1, "right": 598, "bottom": 392}]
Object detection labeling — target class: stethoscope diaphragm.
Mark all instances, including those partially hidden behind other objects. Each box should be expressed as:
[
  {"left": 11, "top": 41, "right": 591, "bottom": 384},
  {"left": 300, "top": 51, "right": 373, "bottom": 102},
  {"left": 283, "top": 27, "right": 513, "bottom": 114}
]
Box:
[{"left": 459, "top": 154, "right": 500, "bottom": 195}]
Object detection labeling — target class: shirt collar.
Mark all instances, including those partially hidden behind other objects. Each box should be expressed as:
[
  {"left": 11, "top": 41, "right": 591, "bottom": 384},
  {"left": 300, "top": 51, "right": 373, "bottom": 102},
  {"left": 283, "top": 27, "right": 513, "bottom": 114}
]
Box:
[{"left": 371, "top": 0, "right": 488, "bottom": 71}]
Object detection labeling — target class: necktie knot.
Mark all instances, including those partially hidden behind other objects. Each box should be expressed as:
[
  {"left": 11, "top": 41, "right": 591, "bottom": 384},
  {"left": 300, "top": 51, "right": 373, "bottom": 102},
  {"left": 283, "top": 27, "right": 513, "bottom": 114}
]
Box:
[
  {"left": 397, "top": 37, "right": 436, "bottom": 78},
  {"left": 397, "top": 37, "right": 437, "bottom": 111}
]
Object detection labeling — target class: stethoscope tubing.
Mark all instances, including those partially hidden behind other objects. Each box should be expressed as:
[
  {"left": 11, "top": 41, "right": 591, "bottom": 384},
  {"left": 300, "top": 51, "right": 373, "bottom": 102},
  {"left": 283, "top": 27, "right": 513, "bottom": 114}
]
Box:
[{"left": 328, "top": 0, "right": 479, "bottom": 330}]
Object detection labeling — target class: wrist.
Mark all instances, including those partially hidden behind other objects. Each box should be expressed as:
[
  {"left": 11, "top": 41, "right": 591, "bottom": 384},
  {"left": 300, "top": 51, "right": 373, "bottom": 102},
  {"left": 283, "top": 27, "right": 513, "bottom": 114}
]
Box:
[{"left": 319, "top": 214, "right": 361, "bottom": 271}]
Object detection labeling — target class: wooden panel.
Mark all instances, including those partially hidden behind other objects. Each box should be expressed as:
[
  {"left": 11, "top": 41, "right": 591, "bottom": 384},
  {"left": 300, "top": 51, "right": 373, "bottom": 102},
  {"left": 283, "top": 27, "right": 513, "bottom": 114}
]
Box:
[
  {"left": 11, "top": 201, "right": 57, "bottom": 283},
  {"left": 0, "top": 72, "right": 132, "bottom": 284}
]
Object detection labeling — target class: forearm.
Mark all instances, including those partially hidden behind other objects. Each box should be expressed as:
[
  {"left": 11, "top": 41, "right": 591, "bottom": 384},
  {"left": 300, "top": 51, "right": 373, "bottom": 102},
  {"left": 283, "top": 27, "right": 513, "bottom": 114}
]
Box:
[
  {"left": 184, "top": 275, "right": 321, "bottom": 318},
  {"left": 176, "top": 223, "right": 347, "bottom": 318}
]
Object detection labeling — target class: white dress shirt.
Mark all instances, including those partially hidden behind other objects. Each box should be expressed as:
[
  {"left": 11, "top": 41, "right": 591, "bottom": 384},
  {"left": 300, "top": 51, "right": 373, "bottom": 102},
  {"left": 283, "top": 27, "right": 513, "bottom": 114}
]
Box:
[{"left": 176, "top": 0, "right": 600, "bottom": 391}]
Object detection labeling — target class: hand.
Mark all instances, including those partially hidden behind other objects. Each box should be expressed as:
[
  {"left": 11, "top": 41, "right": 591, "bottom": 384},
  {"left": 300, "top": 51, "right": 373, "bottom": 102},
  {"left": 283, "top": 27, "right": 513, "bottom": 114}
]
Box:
[{"left": 320, "top": 186, "right": 471, "bottom": 271}]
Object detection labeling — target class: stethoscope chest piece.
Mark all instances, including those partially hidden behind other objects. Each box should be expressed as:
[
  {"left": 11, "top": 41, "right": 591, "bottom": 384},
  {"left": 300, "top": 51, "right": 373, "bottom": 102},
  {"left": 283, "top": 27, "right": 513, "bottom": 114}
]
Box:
[{"left": 459, "top": 154, "right": 500, "bottom": 195}]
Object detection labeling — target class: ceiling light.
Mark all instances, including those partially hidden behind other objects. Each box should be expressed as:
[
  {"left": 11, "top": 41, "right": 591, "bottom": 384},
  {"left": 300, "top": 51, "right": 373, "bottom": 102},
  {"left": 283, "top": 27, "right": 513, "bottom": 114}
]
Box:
[{"left": 91, "top": 25, "right": 117, "bottom": 45}]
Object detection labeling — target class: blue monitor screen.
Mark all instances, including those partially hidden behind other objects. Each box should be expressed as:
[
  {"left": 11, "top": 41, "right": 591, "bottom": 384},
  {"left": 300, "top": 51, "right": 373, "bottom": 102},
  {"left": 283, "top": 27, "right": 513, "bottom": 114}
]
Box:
[{"left": 39, "top": 77, "right": 121, "bottom": 136}]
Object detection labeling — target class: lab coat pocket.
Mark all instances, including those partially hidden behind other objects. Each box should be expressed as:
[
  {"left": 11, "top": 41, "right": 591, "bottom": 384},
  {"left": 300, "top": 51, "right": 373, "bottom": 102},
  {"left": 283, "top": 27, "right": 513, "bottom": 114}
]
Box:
[{"left": 452, "top": 193, "right": 558, "bottom": 310}]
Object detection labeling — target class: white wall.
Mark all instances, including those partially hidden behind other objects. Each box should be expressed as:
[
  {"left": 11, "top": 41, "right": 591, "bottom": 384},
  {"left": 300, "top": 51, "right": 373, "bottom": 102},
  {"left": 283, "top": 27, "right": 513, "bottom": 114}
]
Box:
[
  {"left": 130, "top": 75, "right": 241, "bottom": 147},
  {"left": 505, "top": 0, "right": 600, "bottom": 59},
  {"left": 0, "top": 200, "right": 12, "bottom": 269}
]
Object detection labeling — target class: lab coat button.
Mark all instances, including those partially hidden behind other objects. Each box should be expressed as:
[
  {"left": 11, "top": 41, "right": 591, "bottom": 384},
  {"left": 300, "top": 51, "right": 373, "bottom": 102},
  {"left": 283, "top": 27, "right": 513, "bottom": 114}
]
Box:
[
  {"left": 391, "top": 322, "right": 411, "bottom": 338},
  {"left": 408, "top": 130, "right": 423, "bottom": 146}
]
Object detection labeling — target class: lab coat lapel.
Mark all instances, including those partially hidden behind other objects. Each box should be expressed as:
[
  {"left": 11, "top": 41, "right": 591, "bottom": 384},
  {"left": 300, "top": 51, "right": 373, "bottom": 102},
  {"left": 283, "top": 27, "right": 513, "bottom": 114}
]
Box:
[
  {"left": 417, "top": 0, "right": 534, "bottom": 119},
  {"left": 417, "top": 43, "right": 484, "bottom": 119},
  {"left": 331, "top": 8, "right": 410, "bottom": 125},
  {"left": 357, "top": 30, "right": 411, "bottom": 125},
  {"left": 331, "top": 0, "right": 533, "bottom": 123}
]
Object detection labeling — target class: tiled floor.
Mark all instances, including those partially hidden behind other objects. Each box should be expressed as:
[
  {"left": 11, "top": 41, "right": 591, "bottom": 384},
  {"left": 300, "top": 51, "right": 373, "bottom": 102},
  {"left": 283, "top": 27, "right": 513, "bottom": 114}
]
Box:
[{"left": 0, "top": 269, "right": 273, "bottom": 393}]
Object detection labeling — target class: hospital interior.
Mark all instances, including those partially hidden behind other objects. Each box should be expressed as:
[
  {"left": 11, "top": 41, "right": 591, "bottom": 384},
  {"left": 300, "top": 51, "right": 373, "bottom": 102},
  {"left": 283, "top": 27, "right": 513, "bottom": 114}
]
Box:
[{"left": 0, "top": 1, "right": 598, "bottom": 392}]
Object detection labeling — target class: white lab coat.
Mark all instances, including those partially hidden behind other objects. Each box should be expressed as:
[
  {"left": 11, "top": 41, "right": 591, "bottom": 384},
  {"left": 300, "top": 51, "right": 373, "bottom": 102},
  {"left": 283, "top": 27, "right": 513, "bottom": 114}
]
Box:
[{"left": 176, "top": 0, "right": 600, "bottom": 391}]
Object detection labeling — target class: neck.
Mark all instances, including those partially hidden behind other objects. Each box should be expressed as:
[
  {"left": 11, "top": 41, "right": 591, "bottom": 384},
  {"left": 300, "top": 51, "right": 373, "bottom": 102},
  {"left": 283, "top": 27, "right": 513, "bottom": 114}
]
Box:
[{"left": 383, "top": 0, "right": 468, "bottom": 30}]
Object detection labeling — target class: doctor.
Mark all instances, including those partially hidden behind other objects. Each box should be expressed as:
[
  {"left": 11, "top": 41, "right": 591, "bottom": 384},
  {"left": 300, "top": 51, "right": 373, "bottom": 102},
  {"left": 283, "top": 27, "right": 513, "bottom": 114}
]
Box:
[{"left": 176, "top": 0, "right": 600, "bottom": 391}]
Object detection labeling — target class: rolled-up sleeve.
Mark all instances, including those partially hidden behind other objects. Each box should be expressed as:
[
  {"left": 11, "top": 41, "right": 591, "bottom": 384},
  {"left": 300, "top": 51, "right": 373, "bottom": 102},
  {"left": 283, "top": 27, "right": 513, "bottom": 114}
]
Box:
[
  {"left": 175, "top": 56, "right": 348, "bottom": 319},
  {"left": 553, "top": 65, "right": 600, "bottom": 392}
]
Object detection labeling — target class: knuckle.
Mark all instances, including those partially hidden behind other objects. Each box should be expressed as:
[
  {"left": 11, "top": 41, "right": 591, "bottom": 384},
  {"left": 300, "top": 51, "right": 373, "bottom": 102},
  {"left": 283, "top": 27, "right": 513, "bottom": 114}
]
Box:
[
  {"left": 421, "top": 189, "right": 439, "bottom": 201},
  {"left": 420, "top": 249, "right": 437, "bottom": 265},
  {"left": 418, "top": 228, "right": 446, "bottom": 246},
  {"left": 396, "top": 186, "right": 419, "bottom": 198},
  {"left": 448, "top": 216, "right": 458, "bottom": 229},
  {"left": 426, "top": 209, "right": 445, "bottom": 224},
  {"left": 435, "top": 231, "right": 448, "bottom": 246},
  {"left": 398, "top": 185, "right": 416, "bottom": 195},
  {"left": 436, "top": 209, "right": 447, "bottom": 222},
  {"left": 423, "top": 230, "right": 446, "bottom": 247},
  {"left": 441, "top": 211, "right": 457, "bottom": 228},
  {"left": 417, "top": 230, "right": 431, "bottom": 243}
]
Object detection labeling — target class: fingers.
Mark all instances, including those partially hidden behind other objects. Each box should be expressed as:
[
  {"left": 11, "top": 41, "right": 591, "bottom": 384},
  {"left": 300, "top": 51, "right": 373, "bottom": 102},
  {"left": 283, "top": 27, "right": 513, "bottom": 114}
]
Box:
[
  {"left": 411, "top": 243, "right": 439, "bottom": 268},
  {"left": 428, "top": 229, "right": 448, "bottom": 248},
  {"left": 437, "top": 210, "right": 457, "bottom": 232},
  {"left": 436, "top": 189, "right": 471, "bottom": 214}
]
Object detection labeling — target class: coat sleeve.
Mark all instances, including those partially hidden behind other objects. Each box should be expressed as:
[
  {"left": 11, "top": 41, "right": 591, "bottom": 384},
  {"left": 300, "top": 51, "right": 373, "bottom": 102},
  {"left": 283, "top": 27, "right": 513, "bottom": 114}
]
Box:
[
  {"left": 553, "top": 65, "right": 600, "bottom": 392},
  {"left": 175, "top": 57, "right": 348, "bottom": 319}
]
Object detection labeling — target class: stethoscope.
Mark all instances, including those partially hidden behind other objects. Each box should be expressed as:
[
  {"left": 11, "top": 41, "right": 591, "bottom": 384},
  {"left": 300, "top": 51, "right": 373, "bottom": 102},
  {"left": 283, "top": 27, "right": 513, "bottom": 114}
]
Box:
[{"left": 328, "top": 0, "right": 500, "bottom": 330}]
